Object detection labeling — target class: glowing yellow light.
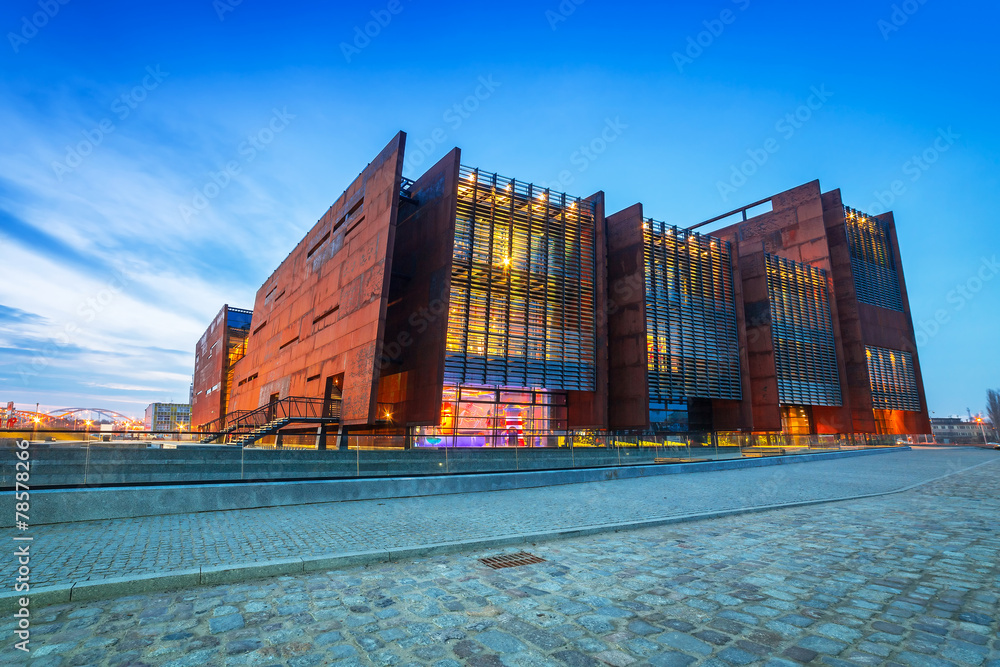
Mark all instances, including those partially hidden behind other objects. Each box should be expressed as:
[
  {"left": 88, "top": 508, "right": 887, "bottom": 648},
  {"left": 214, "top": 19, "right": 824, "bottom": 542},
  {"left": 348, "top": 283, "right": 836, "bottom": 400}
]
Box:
[
  {"left": 466, "top": 172, "right": 476, "bottom": 182},
  {"left": 502, "top": 256, "right": 511, "bottom": 267}
]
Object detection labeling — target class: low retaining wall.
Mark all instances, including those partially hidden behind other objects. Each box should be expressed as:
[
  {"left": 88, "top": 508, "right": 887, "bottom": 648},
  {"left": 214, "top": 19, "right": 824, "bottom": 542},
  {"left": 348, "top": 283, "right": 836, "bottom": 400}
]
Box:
[
  {"left": 0, "top": 445, "right": 696, "bottom": 487},
  {"left": 1, "top": 446, "right": 909, "bottom": 527}
]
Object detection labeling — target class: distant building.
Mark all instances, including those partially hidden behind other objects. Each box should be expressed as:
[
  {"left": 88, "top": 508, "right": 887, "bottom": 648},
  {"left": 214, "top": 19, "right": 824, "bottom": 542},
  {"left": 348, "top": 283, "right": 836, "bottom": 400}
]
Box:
[
  {"left": 144, "top": 403, "right": 191, "bottom": 432},
  {"left": 191, "top": 305, "right": 252, "bottom": 430},
  {"left": 931, "top": 417, "right": 995, "bottom": 444}
]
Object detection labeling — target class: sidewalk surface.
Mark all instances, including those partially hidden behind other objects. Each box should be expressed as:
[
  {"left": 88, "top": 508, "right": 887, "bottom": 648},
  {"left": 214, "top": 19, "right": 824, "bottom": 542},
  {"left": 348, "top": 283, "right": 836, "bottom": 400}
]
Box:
[
  {"left": 6, "top": 447, "right": 995, "bottom": 588},
  {"left": 2, "top": 447, "right": 998, "bottom": 666}
]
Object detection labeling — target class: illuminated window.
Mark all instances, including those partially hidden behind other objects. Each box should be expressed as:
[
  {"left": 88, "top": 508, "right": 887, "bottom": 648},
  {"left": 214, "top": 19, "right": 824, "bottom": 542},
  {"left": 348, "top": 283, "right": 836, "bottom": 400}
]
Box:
[
  {"left": 845, "top": 207, "right": 903, "bottom": 311},
  {"left": 766, "top": 254, "right": 841, "bottom": 406},
  {"left": 222, "top": 307, "right": 253, "bottom": 417},
  {"left": 643, "top": 220, "right": 741, "bottom": 402},
  {"left": 866, "top": 346, "right": 920, "bottom": 411},
  {"left": 445, "top": 166, "right": 597, "bottom": 391},
  {"left": 416, "top": 384, "right": 569, "bottom": 447}
]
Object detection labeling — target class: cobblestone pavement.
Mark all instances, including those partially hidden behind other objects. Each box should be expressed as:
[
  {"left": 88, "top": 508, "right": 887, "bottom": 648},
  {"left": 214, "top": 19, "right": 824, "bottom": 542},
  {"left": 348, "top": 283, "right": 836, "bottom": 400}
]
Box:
[
  {"left": 3, "top": 448, "right": 999, "bottom": 666},
  {"left": 3, "top": 448, "right": 996, "bottom": 587}
]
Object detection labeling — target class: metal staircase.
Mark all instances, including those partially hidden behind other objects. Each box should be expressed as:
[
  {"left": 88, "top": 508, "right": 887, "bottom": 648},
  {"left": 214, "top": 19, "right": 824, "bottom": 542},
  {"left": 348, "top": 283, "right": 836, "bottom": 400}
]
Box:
[
  {"left": 200, "top": 396, "right": 342, "bottom": 448},
  {"left": 199, "top": 423, "right": 238, "bottom": 444},
  {"left": 231, "top": 417, "right": 292, "bottom": 448}
]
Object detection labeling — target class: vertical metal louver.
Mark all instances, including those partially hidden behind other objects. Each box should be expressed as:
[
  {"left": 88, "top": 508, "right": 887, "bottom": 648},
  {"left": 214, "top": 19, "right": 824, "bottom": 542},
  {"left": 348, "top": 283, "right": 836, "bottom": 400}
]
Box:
[
  {"left": 866, "top": 346, "right": 920, "bottom": 411},
  {"left": 643, "top": 220, "right": 741, "bottom": 402},
  {"left": 845, "top": 207, "right": 903, "bottom": 311},
  {"left": 765, "top": 254, "right": 842, "bottom": 406},
  {"left": 444, "top": 166, "right": 597, "bottom": 391}
]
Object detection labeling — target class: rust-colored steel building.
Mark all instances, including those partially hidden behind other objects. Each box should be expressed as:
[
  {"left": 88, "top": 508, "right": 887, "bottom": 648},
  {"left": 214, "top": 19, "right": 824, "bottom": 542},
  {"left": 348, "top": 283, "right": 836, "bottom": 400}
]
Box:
[
  {"left": 191, "top": 304, "right": 252, "bottom": 430},
  {"left": 192, "top": 132, "right": 930, "bottom": 444},
  {"left": 605, "top": 181, "right": 929, "bottom": 438}
]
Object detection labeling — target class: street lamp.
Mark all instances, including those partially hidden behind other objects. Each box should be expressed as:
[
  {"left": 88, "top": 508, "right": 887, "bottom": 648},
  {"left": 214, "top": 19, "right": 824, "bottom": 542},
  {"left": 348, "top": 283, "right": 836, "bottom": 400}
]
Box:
[{"left": 975, "top": 417, "right": 988, "bottom": 444}]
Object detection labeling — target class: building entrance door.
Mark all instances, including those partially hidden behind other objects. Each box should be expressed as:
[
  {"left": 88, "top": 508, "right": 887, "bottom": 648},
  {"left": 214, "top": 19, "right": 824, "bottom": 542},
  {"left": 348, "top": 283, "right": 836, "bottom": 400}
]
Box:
[{"left": 324, "top": 374, "right": 344, "bottom": 419}]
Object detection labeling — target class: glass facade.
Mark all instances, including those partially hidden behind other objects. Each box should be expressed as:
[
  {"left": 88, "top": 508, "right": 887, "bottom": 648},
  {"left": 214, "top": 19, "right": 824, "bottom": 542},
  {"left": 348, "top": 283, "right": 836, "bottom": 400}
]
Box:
[
  {"left": 780, "top": 405, "right": 812, "bottom": 435},
  {"left": 765, "top": 254, "right": 842, "bottom": 407},
  {"left": 414, "top": 385, "right": 570, "bottom": 447},
  {"left": 444, "top": 166, "right": 598, "bottom": 391},
  {"left": 866, "top": 346, "right": 920, "bottom": 411},
  {"left": 642, "top": 220, "right": 741, "bottom": 404},
  {"left": 845, "top": 207, "right": 903, "bottom": 311}
]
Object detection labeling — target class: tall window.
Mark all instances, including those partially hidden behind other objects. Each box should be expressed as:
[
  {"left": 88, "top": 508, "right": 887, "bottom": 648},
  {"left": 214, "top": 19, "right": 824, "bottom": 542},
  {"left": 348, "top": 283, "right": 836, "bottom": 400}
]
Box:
[
  {"left": 845, "top": 207, "right": 903, "bottom": 311},
  {"left": 643, "top": 220, "right": 741, "bottom": 402},
  {"left": 866, "top": 346, "right": 920, "bottom": 411},
  {"left": 445, "top": 166, "right": 597, "bottom": 391},
  {"left": 766, "top": 254, "right": 842, "bottom": 406}
]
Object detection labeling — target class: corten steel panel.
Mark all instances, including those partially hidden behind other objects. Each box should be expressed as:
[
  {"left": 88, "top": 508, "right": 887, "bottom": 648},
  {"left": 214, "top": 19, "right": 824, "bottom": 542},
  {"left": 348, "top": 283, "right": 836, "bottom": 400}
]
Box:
[
  {"left": 229, "top": 132, "right": 407, "bottom": 426},
  {"left": 377, "top": 148, "right": 462, "bottom": 425},
  {"left": 192, "top": 306, "right": 227, "bottom": 429},
  {"left": 737, "top": 250, "right": 782, "bottom": 432},
  {"left": 821, "top": 190, "right": 877, "bottom": 434},
  {"left": 847, "top": 209, "right": 930, "bottom": 434},
  {"left": 875, "top": 212, "right": 929, "bottom": 433},
  {"left": 605, "top": 203, "right": 649, "bottom": 430},
  {"left": 568, "top": 191, "right": 608, "bottom": 429},
  {"left": 713, "top": 247, "right": 754, "bottom": 432},
  {"left": 714, "top": 182, "right": 853, "bottom": 434}
]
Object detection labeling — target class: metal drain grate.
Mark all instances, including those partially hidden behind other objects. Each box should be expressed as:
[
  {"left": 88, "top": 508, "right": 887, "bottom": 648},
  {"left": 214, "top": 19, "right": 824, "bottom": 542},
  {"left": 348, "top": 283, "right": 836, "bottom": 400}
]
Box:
[{"left": 479, "top": 551, "right": 546, "bottom": 569}]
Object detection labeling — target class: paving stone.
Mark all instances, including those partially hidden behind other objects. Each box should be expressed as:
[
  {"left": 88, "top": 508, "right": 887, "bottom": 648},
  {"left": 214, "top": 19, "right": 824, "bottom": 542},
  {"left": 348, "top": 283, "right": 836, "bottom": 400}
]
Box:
[
  {"left": 798, "top": 635, "right": 848, "bottom": 655},
  {"left": 714, "top": 647, "right": 757, "bottom": 664},
  {"left": 626, "top": 620, "right": 660, "bottom": 636},
  {"left": 872, "top": 620, "right": 906, "bottom": 635},
  {"left": 648, "top": 652, "right": 698, "bottom": 667},
  {"left": 552, "top": 649, "right": 602, "bottom": 666},
  {"left": 660, "top": 632, "right": 713, "bottom": 656},
  {"left": 783, "top": 645, "right": 819, "bottom": 662},
  {"left": 816, "top": 623, "right": 863, "bottom": 642},
  {"left": 208, "top": 612, "right": 244, "bottom": 634},
  {"left": 694, "top": 629, "right": 731, "bottom": 646},
  {"left": 476, "top": 630, "right": 528, "bottom": 653}
]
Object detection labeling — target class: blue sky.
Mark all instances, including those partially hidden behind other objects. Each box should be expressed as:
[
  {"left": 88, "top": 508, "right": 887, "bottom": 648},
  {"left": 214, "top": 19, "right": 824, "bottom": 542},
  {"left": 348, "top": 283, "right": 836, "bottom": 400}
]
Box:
[{"left": 0, "top": 0, "right": 997, "bottom": 420}]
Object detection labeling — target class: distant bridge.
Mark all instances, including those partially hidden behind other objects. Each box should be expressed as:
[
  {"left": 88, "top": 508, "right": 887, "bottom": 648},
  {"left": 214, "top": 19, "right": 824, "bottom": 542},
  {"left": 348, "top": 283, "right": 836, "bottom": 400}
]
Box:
[{"left": 2, "top": 405, "right": 142, "bottom": 429}]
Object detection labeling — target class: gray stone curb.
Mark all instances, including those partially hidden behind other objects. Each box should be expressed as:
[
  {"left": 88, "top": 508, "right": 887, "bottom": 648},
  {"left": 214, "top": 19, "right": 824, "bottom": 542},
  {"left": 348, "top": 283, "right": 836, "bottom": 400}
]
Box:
[{"left": 1, "top": 449, "right": 993, "bottom": 613}]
